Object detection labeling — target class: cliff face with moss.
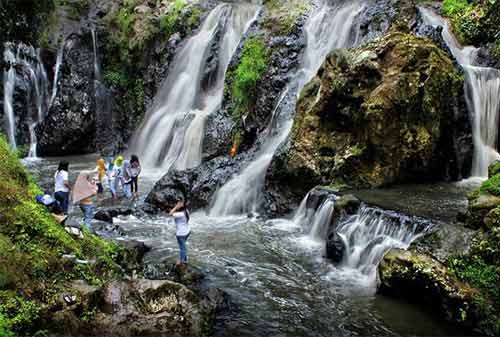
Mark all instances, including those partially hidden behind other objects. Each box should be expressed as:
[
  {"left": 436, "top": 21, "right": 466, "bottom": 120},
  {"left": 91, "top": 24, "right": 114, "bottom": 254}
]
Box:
[{"left": 267, "top": 30, "right": 472, "bottom": 205}]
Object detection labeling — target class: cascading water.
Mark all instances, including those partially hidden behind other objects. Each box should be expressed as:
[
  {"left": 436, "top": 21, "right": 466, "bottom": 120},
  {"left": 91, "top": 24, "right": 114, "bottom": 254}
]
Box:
[
  {"left": 420, "top": 7, "right": 500, "bottom": 178},
  {"left": 131, "top": 3, "right": 260, "bottom": 170},
  {"left": 2, "top": 43, "right": 50, "bottom": 157},
  {"left": 49, "top": 40, "right": 65, "bottom": 109},
  {"left": 210, "top": 1, "right": 367, "bottom": 216},
  {"left": 336, "top": 206, "right": 433, "bottom": 285},
  {"left": 3, "top": 48, "right": 16, "bottom": 148}
]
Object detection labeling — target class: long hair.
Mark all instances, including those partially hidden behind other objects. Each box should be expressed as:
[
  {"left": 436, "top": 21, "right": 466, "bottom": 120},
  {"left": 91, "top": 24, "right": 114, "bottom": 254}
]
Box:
[
  {"left": 57, "top": 161, "right": 69, "bottom": 172},
  {"left": 131, "top": 154, "right": 140, "bottom": 165}
]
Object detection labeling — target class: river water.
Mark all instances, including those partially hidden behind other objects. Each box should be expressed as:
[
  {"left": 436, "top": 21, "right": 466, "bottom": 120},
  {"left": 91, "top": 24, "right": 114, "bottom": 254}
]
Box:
[{"left": 25, "top": 156, "right": 469, "bottom": 337}]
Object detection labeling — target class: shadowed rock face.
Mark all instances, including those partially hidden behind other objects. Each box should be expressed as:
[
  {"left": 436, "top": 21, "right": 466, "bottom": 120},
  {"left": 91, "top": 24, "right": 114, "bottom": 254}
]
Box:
[
  {"left": 267, "top": 30, "right": 472, "bottom": 205},
  {"left": 378, "top": 249, "right": 483, "bottom": 333}
]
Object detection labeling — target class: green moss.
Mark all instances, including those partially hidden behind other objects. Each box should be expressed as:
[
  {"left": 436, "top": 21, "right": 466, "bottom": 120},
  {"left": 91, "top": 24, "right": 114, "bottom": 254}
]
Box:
[
  {"left": 230, "top": 37, "right": 269, "bottom": 120},
  {"left": 448, "top": 227, "right": 500, "bottom": 335},
  {"left": 480, "top": 174, "right": 500, "bottom": 197},
  {"left": 262, "top": 1, "right": 311, "bottom": 35}
]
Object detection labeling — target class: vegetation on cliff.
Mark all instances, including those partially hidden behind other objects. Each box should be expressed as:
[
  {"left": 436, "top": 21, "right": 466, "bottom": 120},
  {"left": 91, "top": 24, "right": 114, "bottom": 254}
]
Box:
[
  {"left": 0, "top": 136, "right": 123, "bottom": 336},
  {"left": 441, "top": 0, "right": 500, "bottom": 54}
]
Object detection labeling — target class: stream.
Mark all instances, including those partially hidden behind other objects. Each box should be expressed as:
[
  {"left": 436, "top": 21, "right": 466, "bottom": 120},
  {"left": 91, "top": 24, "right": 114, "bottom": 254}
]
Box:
[{"left": 25, "top": 155, "right": 469, "bottom": 337}]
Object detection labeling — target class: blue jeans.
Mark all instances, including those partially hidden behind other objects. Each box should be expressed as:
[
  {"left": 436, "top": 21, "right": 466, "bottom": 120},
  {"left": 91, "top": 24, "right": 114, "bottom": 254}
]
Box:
[
  {"left": 80, "top": 204, "right": 96, "bottom": 232},
  {"left": 54, "top": 191, "right": 69, "bottom": 214},
  {"left": 123, "top": 181, "right": 132, "bottom": 199},
  {"left": 176, "top": 233, "right": 190, "bottom": 263}
]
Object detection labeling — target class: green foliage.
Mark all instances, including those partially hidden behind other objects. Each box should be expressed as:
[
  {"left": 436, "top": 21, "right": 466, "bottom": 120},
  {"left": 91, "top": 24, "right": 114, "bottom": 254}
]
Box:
[
  {"left": 450, "top": 197, "right": 500, "bottom": 335},
  {"left": 441, "top": 0, "right": 499, "bottom": 45},
  {"left": 230, "top": 37, "right": 269, "bottom": 120},
  {"left": 0, "top": 136, "right": 122, "bottom": 335},
  {"left": 480, "top": 174, "right": 500, "bottom": 196},
  {"left": 160, "top": 0, "right": 186, "bottom": 35}
]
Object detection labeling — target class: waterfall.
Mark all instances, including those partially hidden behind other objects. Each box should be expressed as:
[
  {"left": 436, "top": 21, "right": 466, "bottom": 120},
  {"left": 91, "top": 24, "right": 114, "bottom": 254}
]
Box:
[
  {"left": 131, "top": 3, "right": 260, "bottom": 170},
  {"left": 49, "top": 40, "right": 65, "bottom": 109},
  {"left": 337, "top": 206, "right": 432, "bottom": 284},
  {"left": 210, "top": 1, "right": 366, "bottom": 216},
  {"left": 309, "top": 199, "right": 335, "bottom": 241},
  {"left": 3, "top": 48, "right": 16, "bottom": 148},
  {"left": 420, "top": 7, "right": 500, "bottom": 177},
  {"left": 2, "top": 43, "right": 50, "bottom": 157}
]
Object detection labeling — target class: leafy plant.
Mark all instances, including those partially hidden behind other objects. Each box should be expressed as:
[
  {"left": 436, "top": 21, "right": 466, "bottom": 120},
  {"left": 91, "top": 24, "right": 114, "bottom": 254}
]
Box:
[{"left": 230, "top": 37, "right": 269, "bottom": 119}]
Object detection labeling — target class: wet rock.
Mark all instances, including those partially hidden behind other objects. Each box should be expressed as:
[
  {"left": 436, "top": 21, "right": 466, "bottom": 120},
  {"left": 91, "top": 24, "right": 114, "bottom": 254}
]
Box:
[
  {"left": 411, "top": 222, "right": 476, "bottom": 264},
  {"left": 82, "top": 278, "right": 223, "bottom": 337},
  {"left": 116, "top": 240, "right": 151, "bottom": 272},
  {"left": 36, "top": 33, "right": 97, "bottom": 155},
  {"left": 146, "top": 155, "right": 246, "bottom": 211},
  {"left": 326, "top": 232, "right": 345, "bottom": 263},
  {"left": 379, "top": 249, "right": 484, "bottom": 333},
  {"left": 267, "top": 30, "right": 472, "bottom": 200},
  {"left": 94, "top": 206, "right": 134, "bottom": 223},
  {"left": 467, "top": 194, "right": 500, "bottom": 229}
]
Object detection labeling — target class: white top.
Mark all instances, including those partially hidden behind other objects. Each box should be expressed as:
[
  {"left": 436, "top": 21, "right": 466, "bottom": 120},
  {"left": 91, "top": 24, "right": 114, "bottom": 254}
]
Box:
[
  {"left": 54, "top": 170, "right": 69, "bottom": 193},
  {"left": 173, "top": 211, "right": 190, "bottom": 236}
]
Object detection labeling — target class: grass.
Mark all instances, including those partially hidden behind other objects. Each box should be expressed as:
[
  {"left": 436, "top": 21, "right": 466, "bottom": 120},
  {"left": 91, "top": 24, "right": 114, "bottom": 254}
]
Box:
[
  {"left": 0, "top": 136, "right": 123, "bottom": 336},
  {"left": 230, "top": 37, "right": 269, "bottom": 120}
]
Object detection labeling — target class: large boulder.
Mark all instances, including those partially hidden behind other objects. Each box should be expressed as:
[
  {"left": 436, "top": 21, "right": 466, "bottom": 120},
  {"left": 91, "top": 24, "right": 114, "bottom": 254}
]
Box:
[
  {"left": 80, "top": 278, "right": 223, "bottom": 337},
  {"left": 267, "top": 30, "right": 472, "bottom": 200},
  {"left": 379, "top": 249, "right": 484, "bottom": 332},
  {"left": 146, "top": 156, "right": 246, "bottom": 212}
]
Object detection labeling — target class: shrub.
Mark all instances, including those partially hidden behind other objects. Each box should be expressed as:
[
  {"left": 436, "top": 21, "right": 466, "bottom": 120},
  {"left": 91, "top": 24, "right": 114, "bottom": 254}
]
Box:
[
  {"left": 160, "top": 0, "right": 186, "bottom": 36},
  {"left": 480, "top": 174, "right": 500, "bottom": 196},
  {"left": 231, "top": 37, "right": 269, "bottom": 119}
]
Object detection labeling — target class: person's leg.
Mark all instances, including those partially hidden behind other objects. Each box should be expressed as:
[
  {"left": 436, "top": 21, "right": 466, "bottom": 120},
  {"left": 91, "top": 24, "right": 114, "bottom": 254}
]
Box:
[
  {"left": 80, "top": 204, "right": 95, "bottom": 232},
  {"left": 62, "top": 192, "right": 69, "bottom": 214},
  {"left": 123, "top": 182, "right": 132, "bottom": 199},
  {"left": 176, "top": 235, "right": 187, "bottom": 264},
  {"left": 132, "top": 177, "right": 138, "bottom": 194},
  {"left": 109, "top": 178, "right": 116, "bottom": 198}
]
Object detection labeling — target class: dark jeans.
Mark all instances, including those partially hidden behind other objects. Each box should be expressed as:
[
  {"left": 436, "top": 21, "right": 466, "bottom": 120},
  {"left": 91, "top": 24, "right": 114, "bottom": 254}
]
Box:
[
  {"left": 54, "top": 191, "right": 69, "bottom": 214},
  {"left": 131, "top": 176, "right": 138, "bottom": 193},
  {"left": 176, "top": 232, "right": 190, "bottom": 263}
]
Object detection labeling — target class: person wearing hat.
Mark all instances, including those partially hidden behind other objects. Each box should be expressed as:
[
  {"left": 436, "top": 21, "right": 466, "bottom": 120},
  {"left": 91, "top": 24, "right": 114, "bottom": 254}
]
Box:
[{"left": 169, "top": 197, "right": 191, "bottom": 267}]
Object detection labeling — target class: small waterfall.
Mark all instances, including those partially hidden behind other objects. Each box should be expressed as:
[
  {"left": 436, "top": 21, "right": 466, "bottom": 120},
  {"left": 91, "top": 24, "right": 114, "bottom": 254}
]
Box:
[
  {"left": 309, "top": 199, "right": 335, "bottom": 241},
  {"left": 420, "top": 7, "right": 500, "bottom": 177},
  {"left": 2, "top": 43, "right": 50, "bottom": 157},
  {"left": 131, "top": 3, "right": 260, "bottom": 170},
  {"left": 49, "top": 40, "right": 65, "bottom": 109},
  {"left": 210, "top": 1, "right": 366, "bottom": 216},
  {"left": 3, "top": 48, "right": 16, "bottom": 148},
  {"left": 337, "top": 206, "right": 432, "bottom": 284}
]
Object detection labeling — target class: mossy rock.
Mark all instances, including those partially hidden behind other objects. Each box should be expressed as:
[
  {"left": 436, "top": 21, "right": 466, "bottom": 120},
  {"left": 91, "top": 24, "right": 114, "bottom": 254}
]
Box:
[
  {"left": 275, "top": 31, "right": 465, "bottom": 195},
  {"left": 484, "top": 207, "right": 500, "bottom": 230},
  {"left": 379, "top": 249, "right": 484, "bottom": 332},
  {"left": 488, "top": 161, "right": 500, "bottom": 178}
]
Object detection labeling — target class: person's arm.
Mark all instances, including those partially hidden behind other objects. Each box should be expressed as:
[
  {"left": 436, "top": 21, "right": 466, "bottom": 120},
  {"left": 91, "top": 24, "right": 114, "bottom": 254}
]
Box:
[{"left": 168, "top": 201, "right": 183, "bottom": 216}]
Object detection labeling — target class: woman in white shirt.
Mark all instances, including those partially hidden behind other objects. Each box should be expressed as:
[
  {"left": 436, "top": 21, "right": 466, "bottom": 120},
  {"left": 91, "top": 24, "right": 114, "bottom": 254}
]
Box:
[
  {"left": 169, "top": 197, "right": 190, "bottom": 267},
  {"left": 54, "top": 161, "right": 71, "bottom": 214}
]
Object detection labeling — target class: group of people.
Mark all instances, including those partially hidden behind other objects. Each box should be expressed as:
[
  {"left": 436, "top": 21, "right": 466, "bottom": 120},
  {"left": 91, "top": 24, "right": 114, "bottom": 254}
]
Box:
[
  {"left": 40, "top": 155, "right": 142, "bottom": 229},
  {"left": 38, "top": 154, "right": 191, "bottom": 267}
]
